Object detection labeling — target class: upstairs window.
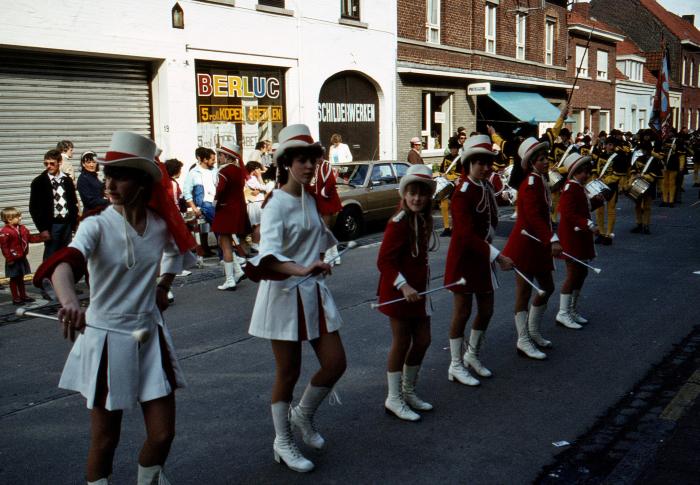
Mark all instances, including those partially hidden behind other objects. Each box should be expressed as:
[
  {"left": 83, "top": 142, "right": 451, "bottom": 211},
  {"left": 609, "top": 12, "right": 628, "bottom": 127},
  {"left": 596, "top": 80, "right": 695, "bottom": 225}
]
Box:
[
  {"left": 691, "top": 61, "right": 695, "bottom": 87},
  {"left": 258, "top": 0, "right": 285, "bottom": 6},
  {"left": 426, "top": 0, "right": 440, "bottom": 44},
  {"left": 682, "top": 57, "right": 686, "bottom": 85},
  {"left": 516, "top": 13, "right": 526, "bottom": 60},
  {"left": 575, "top": 45, "right": 589, "bottom": 78},
  {"left": 596, "top": 50, "right": 609, "bottom": 80},
  {"left": 545, "top": 18, "right": 556, "bottom": 65},
  {"left": 626, "top": 60, "right": 642, "bottom": 82},
  {"left": 341, "top": 0, "right": 360, "bottom": 20},
  {"left": 485, "top": 2, "right": 497, "bottom": 54}
]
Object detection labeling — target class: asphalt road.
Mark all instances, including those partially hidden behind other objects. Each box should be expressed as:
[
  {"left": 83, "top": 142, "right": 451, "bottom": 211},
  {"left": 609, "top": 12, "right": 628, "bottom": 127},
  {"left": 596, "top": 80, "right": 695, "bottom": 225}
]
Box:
[{"left": 1, "top": 187, "right": 699, "bottom": 484}]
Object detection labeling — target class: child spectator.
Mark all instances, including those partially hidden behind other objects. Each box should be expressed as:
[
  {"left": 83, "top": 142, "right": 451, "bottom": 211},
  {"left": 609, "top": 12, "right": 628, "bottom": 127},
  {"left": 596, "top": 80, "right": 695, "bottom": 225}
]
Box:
[{"left": 0, "top": 207, "right": 43, "bottom": 305}]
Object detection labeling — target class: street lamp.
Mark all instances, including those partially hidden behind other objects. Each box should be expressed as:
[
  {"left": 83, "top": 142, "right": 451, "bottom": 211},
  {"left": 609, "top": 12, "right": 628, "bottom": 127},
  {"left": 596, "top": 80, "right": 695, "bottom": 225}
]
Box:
[{"left": 172, "top": 3, "right": 184, "bottom": 29}]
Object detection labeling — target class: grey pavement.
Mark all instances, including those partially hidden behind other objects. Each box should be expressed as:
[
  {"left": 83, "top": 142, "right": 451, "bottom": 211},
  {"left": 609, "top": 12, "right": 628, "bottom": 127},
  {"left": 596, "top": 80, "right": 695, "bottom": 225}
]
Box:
[{"left": 1, "top": 186, "right": 699, "bottom": 484}]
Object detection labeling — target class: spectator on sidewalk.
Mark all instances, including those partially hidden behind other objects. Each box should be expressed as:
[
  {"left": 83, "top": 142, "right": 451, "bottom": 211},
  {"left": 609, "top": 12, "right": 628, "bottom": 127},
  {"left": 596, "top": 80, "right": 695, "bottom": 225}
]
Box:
[
  {"left": 0, "top": 207, "right": 43, "bottom": 305},
  {"left": 56, "top": 140, "right": 76, "bottom": 182},
  {"left": 328, "top": 134, "right": 353, "bottom": 164},
  {"left": 165, "top": 158, "right": 185, "bottom": 212},
  {"left": 76, "top": 151, "right": 109, "bottom": 212},
  {"left": 29, "top": 149, "right": 79, "bottom": 260},
  {"left": 245, "top": 161, "right": 266, "bottom": 251},
  {"left": 183, "top": 147, "right": 217, "bottom": 257},
  {"left": 407, "top": 137, "right": 425, "bottom": 165}
]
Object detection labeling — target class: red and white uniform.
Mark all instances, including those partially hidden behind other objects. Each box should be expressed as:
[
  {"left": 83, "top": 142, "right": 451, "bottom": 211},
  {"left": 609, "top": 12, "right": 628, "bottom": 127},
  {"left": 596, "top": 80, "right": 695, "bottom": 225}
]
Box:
[
  {"left": 313, "top": 160, "right": 343, "bottom": 216},
  {"left": 502, "top": 172, "right": 557, "bottom": 274},
  {"left": 445, "top": 178, "right": 500, "bottom": 293},
  {"left": 376, "top": 210, "right": 430, "bottom": 319},
  {"left": 557, "top": 179, "right": 596, "bottom": 261},
  {"left": 212, "top": 163, "right": 249, "bottom": 235}
]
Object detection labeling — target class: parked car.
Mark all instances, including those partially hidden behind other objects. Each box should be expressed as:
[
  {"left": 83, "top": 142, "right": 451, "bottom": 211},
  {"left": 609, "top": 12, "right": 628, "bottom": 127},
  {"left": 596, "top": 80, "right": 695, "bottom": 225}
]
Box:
[{"left": 332, "top": 160, "right": 409, "bottom": 240}]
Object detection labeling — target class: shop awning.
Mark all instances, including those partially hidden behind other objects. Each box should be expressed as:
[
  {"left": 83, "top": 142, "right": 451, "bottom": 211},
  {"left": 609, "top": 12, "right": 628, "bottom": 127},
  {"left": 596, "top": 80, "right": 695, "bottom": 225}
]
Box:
[{"left": 487, "top": 91, "right": 565, "bottom": 124}]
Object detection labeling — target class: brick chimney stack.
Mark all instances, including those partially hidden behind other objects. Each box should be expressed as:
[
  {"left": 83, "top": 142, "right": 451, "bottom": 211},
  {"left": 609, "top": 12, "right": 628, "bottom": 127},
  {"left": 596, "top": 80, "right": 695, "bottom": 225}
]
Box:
[
  {"left": 571, "top": 2, "right": 591, "bottom": 19},
  {"left": 681, "top": 14, "right": 695, "bottom": 25}
]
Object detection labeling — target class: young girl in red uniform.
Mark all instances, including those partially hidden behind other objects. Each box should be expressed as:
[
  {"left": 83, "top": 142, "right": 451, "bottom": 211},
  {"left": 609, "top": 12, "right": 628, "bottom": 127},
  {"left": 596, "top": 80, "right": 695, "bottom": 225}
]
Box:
[
  {"left": 555, "top": 153, "right": 603, "bottom": 329},
  {"left": 502, "top": 137, "right": 563, "bottom": 359},
  {"left": 0, "top": 207, "right": 43, "bottom": 305},
  {"left": 444, "top": 136, "right": 513, "bottom": 386},
  {"left": 376, "top": 164, "right": 437, "bottom": 421},
  {"left": 314, "top": 157, "right": 344, "bottom": 265}
]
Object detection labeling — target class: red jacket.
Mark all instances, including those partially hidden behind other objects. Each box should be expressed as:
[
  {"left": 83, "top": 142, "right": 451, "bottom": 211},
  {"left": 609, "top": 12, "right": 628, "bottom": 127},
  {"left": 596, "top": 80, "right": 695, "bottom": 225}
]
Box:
[
  {"left": 376, "top": 211, "right": 430, "bottom": 319},
  {"left": 212, "top": 163, "right": 250, "bottom": 235},
  {"left": 502, "top": 172, "right": 555, "bottom": 274},
  {"left": 557, "top": 180, "right": 597, "bottom": 261},
  {"left": 313, "top": 161, "right": 343, "bottom": 215},
  {"left": 0, "top": 224, "right": 42, "bottom": 263},
  {"left": 445, "top": 178, "right": 499, "bottom": 293}
]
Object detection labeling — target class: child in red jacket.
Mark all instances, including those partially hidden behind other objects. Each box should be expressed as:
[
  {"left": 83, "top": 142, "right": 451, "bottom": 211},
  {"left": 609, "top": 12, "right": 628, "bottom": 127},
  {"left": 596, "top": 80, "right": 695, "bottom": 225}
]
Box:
[
  {"left": 0, "top": 207, "right": 43, "bottom": 305},
  {"left": 376, "top": 164, "right": 437, "bottom": 422}
]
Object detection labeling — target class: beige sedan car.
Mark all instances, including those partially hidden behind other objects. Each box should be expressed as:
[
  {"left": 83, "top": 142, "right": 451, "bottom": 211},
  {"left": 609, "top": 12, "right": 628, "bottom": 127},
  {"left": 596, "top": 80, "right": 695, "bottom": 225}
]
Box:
[{"left": 332, "top": 161, "right": 410, "bottom": 240}]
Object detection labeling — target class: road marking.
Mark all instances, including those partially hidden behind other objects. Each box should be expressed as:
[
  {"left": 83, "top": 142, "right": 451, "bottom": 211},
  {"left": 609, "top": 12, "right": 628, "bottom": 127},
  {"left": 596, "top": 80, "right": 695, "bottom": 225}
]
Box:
[{"left": 660, "top": 369, "right": 700, "bottom": 421}]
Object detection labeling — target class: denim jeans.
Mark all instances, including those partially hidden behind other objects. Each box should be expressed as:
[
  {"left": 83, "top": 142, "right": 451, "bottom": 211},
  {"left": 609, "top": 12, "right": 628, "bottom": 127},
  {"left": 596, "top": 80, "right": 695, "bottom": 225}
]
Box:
[{"left": 43, "top": 223, "right": 73, "bottom": 260}]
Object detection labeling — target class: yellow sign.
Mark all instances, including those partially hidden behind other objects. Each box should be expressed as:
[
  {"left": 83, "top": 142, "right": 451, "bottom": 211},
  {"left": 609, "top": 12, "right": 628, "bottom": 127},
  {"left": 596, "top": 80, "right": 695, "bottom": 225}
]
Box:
[{"left": 198, "top": 105, "right": 284, "bottom": 123}]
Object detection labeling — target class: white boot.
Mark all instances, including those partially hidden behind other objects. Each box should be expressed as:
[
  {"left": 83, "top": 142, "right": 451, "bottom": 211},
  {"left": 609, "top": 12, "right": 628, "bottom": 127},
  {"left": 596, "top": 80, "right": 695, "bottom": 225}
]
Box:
[
  {"left": 556, "top": 294, "right": 582, "bottom": 329},
  {"left": 528, "top": 305, "right": 552, "bottom": 348},
  {"left": 464, "top": 330, "right": 492, "bottom": 377},
  {"left": 385, "top": 371, "right": 421, "bottom": 421},
  {"left": 290, "top": 384, "right": 330, "bottom": 450},
  {"left": 448, "top": 338, "right": 480, "bottom": 386},
  {"left": 217, "top": 262, "right": 237, "bottom": 291},
  {"left": 137, "top": 464, "right": 171, "bottom": 485},
  {"left": 271, "top": 402, "right": 314, "bottom": 473},
  {"left": 570, "top": 290, "right": 588, "bottom": 324},
  {"left": 515, "top": 311, "right": 547, "bottom": 359},
  {"left": 233, "top": 258, "right": 246, "bottom": 282},
  {"left": 402, "top": 365, "right": 433, "bottom": 411},
  {"left": 87, "top": 478, "right": 110, "bottom": 485}
]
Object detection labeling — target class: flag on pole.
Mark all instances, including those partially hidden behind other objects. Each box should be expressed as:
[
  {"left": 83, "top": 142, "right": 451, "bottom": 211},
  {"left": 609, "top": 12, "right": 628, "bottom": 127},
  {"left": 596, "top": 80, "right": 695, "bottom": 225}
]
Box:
[{"left": 649, "top": 44, "right": 671, "bottom": 139}]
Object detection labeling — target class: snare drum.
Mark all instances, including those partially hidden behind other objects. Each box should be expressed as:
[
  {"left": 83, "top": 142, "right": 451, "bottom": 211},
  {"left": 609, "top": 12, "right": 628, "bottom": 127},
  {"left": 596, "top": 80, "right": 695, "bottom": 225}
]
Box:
[
  {"left": 549, "top": 169, "right": 566, "bottom": 192},
  {"left": 434, "top": 176, "right": 455, "bottom": 201},
  {"left": 626, "top": 176, "right": 651, "bottom": 202},
  {"left": 585, "top": 179, "right": 613, "bottom": 201}
]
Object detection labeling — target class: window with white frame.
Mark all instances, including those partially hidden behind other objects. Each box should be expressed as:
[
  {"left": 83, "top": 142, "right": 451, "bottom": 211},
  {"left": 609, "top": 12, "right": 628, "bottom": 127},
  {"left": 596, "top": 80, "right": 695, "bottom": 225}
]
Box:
[
  {"left": 426, "top": 0, "right": 440, "bottom": 44},
  {"left": 631, "top": 107, "right": 637, "bottom": 131},
  {"left": 599, "top": 110, "right": 610, "bottom": 132},
  {"left": 596, "top": 50, "right": 609, "bottom": 80},
  {"left": 691, "top": 61, "right": 695, "bottom": 88},
  {"left": 421, "top": 92, "right": 453, "bottom": 151},
  {"left": 618, "top": 107, "right": 626, "bottom": 130},
  {"left": 341, "top": 0, "right": 360, "bottom": 20},
  {"left": 638, "top": 109, "right": 646, "bottom": 131},
  {"left": 682, "top": 57, "right": 686, "bottom": 85},
  {"left": 688, "top": 109, "right": 692, "bottom": 129},
  {"left": 575, "top": 45, "right": 589, "bottom": 77},
  {"left": 545, "top": 18, "right": 556, "bottom": 65},
  {"left": 516, "top": 13, "right": 526, "bottom": 60},
  {"left": 485, "top": 2, "right": 497, "bottom": 54},
  {"left": 571, "top": 109, "right": 584, "bottom": 135}
]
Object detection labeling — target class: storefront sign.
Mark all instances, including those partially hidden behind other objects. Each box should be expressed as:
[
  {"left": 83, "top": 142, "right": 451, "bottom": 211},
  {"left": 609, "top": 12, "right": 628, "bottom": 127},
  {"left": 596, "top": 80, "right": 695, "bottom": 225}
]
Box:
[
  {"left": 468, "top": 82, "right": 491, "bottom": 96},
  {"left": 318, "top": 103, "right": 376, "bottom": 123},
  {"left": 197, "top": 74, "right": 280, "bottom": 99}
]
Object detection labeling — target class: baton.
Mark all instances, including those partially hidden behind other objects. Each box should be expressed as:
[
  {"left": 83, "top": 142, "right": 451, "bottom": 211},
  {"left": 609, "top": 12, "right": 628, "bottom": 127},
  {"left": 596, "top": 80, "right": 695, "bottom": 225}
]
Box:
[
  {"left": 282, "top": 241, "right": 358, "bottom": 293},
  {"left": 512, "top": 267, "right": 546, "bottom": 297},
  {"left": 520, "top": 229, "right": 602, "bottom": 274},
  {"left": 371, "top": 278, "right": 466, "bottom": 309}
]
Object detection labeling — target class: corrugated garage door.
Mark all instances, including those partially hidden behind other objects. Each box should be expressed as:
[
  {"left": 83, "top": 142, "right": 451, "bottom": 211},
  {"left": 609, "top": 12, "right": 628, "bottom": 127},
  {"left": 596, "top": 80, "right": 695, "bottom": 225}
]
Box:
[{"left": 0, "top": 50, "right": 153, "bottom": 230}]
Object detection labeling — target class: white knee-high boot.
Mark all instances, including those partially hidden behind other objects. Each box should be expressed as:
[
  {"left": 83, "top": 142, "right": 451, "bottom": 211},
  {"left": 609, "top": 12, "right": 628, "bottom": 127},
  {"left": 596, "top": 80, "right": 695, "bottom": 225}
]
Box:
[
  {"left": 528, "top": 305, "right": 552, "bottom": 348},
  {"left": 87, "top": 478, "right": 110, "bottom": 485},
  {"left": 217, "top": 262, "right": 237, "bottom": 290},
  {"left": 290, "top": 384, "right": 331, "bottom": 450},
  {"left": 570, "top": 289, "right": 588, "bottom": 324},
  {"left": 271, "top": 402, "right": 314, "bottom": 473},
  {"left": 556, "top": 294, "right": 582, "bottom": 329},
  {"left": 515, "top": 311, "right": 547, "bottom": 359},
  {"left": 448, "top": 338, "right": 480, "bottom": 386},
  {"left": 402, "top": 364, "right": 433, "bottom": 411},
  {"left": 385, "top": 371, "right": 421, "bottom": 421},
  {"left": 464, "top": 329, "right": 492, "bottom": 377},
  {"left": 137, "top": 465, "right": 171, "bottom": 485}
]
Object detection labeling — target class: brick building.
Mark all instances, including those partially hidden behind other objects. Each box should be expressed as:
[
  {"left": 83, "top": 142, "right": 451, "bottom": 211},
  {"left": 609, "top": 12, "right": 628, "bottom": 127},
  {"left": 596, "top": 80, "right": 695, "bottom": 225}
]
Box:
[
  {"left": 590, "top": 0, "right": 700, "bottom": 131},
  {"left": 396, "top": 0, "right": 574, "bottom": 164},
  {"left": 565, "top": 3, "right": 624, "bottom": 136}
]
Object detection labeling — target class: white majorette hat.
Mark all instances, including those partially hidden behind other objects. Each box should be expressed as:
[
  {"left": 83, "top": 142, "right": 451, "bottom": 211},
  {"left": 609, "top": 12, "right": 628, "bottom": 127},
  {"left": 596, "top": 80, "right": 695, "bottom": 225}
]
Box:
[
  {"left": 517, "top": 137, "right": 550, "bottom": 170},
  {"left": 273, "top": 124, "right": 321, "bottom": 163},
  {"left": 97, "top": 131, "right": 161, "bottom": 182},
  {"left": 217, "top": 140, "right": 241, "bottom": 160},
  {"left": 562, "top": 152, "right": 592, "bottom": 179},
  {"left": 399, "top": 164, "right": 436, "bottom": 197},
  {"left": 460, "top": 134, "right": 498, "bottom": 163}
]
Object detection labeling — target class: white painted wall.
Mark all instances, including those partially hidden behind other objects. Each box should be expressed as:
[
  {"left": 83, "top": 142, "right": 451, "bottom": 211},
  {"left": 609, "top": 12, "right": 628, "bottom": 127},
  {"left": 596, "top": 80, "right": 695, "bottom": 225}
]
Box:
[
  {"left": 1, "top": 0, "right": 397, "bottom": 165},
  {"left": 615, "top": 81, "right": 654, "bottom": 132}
]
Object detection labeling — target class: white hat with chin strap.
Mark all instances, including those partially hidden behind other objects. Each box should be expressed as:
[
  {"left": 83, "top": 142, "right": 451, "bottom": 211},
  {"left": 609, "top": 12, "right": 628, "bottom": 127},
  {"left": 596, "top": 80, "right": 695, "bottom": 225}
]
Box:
[
  {"left": 517, "top": 137, "right": 550, "bottom": 170},
  {"left": 399, "top": 164, "right": 436, "bottom": 197},
  {"left": 97, "top": 131, "right": 161, "bottom": 182}
]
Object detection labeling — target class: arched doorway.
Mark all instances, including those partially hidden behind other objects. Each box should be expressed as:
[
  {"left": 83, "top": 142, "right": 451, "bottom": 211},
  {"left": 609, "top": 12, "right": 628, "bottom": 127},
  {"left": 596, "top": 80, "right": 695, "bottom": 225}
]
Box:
[{"left": 318, "top": 71, "right": 380, "bottom": 161}]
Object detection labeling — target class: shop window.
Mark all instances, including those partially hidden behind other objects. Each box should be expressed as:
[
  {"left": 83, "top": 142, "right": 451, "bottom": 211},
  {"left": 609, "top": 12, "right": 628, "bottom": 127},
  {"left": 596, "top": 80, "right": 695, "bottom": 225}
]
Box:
[
  {"left": 596, "top": 50, "right": 608, "bottom": 80},
  {"left": 485, "top": 2, "right": 497, "bottom": 54},
  {"left": 575, "top": 45, "right": 589, "bottom": 78},
  {"left": 426, "top": 0, "right": 440, "bottom": 44},
  {"left": 341, "top": 0, "right": 360, "bottom": 20},
  {"left": 421, "top": 92, "right": 452, "bottom": 152},
  {"left": 545, "top": 18, "right": 555, "bottom": 65},
  {"left": 516, "top": 13, "right": 526, "bottom": 60},
  {"left": 599, "top": 110, "right": 610, "bottom": 133},
  {"left": 258, "top": 0, "right": 284, "bottom": 7}
]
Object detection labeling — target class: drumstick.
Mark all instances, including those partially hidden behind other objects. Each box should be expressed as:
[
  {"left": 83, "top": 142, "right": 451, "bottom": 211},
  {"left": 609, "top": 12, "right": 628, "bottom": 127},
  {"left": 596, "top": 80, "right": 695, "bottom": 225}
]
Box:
[
  {"left": 15, "top": 308, "right": 151, "bottom": 343},
  {"left": 282, "top": 241, "right": 358, "bottom": 293},
  {"left": 370, "top": 278, "right": 466, "bottom": 309},
  {"left": 520, "top": 229, "right": 602, "bottom": 273},
  {"left": 512, "top": 267, "right": 546, "bottom": 297}
]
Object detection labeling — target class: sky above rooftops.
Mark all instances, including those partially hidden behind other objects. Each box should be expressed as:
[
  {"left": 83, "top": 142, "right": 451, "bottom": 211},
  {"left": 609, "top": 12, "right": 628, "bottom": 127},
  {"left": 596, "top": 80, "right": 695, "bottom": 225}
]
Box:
[{"left": 657, "top": 0, "right": 699, "bottom": 27}]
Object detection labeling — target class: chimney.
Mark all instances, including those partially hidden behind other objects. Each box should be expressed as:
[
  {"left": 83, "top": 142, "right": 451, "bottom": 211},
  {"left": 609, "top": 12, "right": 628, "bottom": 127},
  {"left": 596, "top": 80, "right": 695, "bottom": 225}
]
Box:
[
  {"left": 682, "top": 15, "right": 695, "bottom": 25},
  {"left": 571, "top": 2, "right": 591, "bottom": 19}
]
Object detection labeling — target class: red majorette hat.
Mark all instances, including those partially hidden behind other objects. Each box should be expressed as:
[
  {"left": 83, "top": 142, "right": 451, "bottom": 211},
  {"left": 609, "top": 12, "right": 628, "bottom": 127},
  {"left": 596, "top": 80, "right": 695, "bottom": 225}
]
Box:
[
  {"left": 273, "top": 124, "right": 321, "bottom": 163},
  {"left": 460, "top": 134, "right": 498, "bottom": 164},
  {"left": 399, "top": 163, "right": 436, "bottom": 197},
  {"left": 217, "top": 141, "right": 242, "bottom": 160},
  {"left": 562, "top": 152, "right": 592, "bottom": 179},
  {"left": 97, "top": 131, "right": 162, "bottom": 182},
  {"left": 517, "top": 137, "right": 550, "bottom": 170}
]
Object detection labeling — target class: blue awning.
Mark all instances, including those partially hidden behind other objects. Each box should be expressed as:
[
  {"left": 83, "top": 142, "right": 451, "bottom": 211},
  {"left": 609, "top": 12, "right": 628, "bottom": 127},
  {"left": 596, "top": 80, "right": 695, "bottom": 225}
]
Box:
[{"left": 487, "top": 91, "right": 565, "bottom": 124}]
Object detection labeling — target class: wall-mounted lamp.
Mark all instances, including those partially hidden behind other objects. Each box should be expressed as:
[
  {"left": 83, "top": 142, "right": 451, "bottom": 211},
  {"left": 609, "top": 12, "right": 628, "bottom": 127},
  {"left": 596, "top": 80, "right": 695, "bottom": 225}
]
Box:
[{"left": 172, "top": 3, "right": 184, "bottom": 29}]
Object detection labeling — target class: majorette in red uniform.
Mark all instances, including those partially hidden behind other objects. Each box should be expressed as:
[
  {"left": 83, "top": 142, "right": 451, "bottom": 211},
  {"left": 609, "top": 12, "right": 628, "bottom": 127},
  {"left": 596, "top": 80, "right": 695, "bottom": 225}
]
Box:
[
  {"left": 313, "top": 158, "right": 344, "bottom": 265},
  {"left": 376, "top": 163, "right": 436, "bottom": 422},
  {"left": 444, "top": 135, "right": 513, "bottom": 387},
  {"left": 213, "top": 142, "right": 249, "bottom": 291},
  {"left": 555, "top": 152, "right": 604, "bottom": 330},
  {"left": 501, "top": 137, "right": 563, "bottom": 360}
]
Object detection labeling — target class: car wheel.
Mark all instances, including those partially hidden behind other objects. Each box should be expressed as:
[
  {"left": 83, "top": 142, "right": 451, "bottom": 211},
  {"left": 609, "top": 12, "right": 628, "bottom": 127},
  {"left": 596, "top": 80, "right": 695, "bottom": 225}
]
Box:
[{"left": 335, "top": 206, "right": 363, "bottom": 241}]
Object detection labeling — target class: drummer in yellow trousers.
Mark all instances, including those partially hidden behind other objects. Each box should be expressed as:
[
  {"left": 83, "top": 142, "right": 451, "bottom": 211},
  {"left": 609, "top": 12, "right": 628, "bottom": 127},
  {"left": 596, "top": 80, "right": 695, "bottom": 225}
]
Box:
[
  {"left": 438, "top": 137, "right": 462, "bottom": 237},
  {"left": 591, "top": 137, "right": 622, "bottom": 245},
  {"left": 630, "top": 133, "right": 664, "bottom": 234},
  {"left": 659, "top": 134, "right": 679, "bottom": 207}
]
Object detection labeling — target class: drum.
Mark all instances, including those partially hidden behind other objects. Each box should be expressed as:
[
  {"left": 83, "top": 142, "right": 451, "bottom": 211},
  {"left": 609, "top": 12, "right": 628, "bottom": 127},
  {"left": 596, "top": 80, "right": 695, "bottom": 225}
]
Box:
[
  {"left": 585, "top": 179, "right": 613, "bottom": 201},
  {"left": 626, "top": 176, "right": 651, "bottom": 202},
  {"left": 548, "top": 169, "right": 566, "bottom": 192},
  {"left": 434, "top": 176, "right": 455, "bottom": 201}
]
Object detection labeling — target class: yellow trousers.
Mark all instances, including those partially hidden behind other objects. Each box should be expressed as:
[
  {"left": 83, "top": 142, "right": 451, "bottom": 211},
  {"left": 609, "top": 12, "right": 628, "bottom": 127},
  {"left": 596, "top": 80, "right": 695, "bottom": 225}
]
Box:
[
  {"left": 595, "top": 190, "right": 618, "bottom": 236},
  {"left": 440, "top": 198, "right": 451, "bottom": 229},
  {"left": 694, "top": 162, "right": 700, "bottom": 183},
  {"left": 661, "top": 170, "right": 677, "bottom": 203},
  {"left": 551, "top": 191, "right": 560, "bottom": 223},
  {"left": 634, "top": 193, "right": 652, "bottom": 226}
]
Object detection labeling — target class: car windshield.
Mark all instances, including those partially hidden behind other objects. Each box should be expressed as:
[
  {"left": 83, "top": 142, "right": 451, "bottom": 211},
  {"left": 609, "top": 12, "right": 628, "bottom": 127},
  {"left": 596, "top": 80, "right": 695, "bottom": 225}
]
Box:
[{"left": 336, "top": 164, "right": 368, "bottom": 186}]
